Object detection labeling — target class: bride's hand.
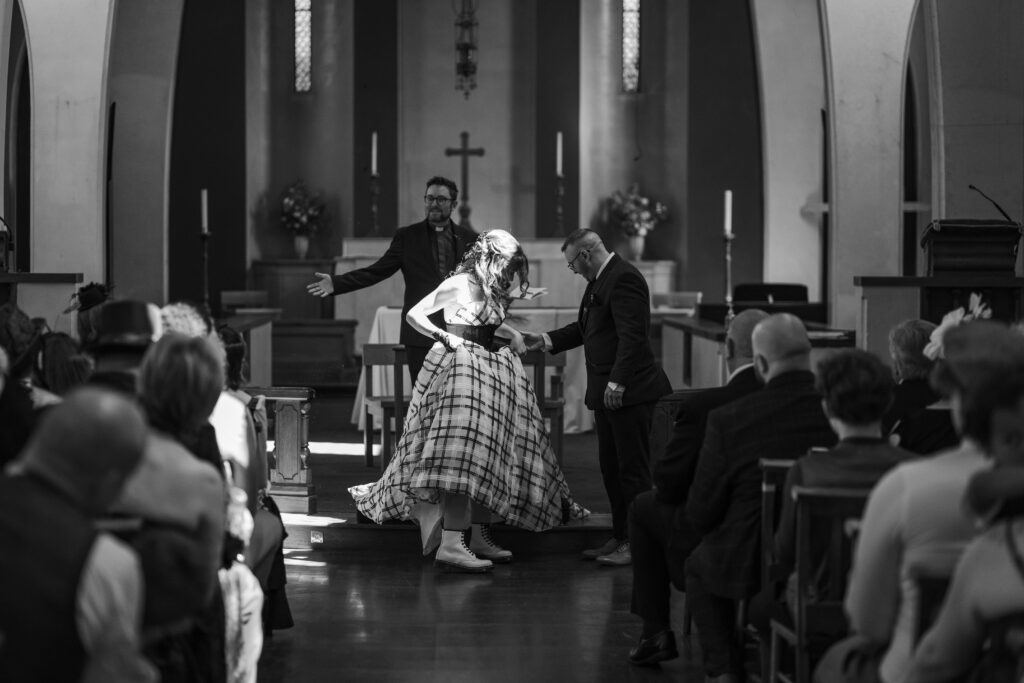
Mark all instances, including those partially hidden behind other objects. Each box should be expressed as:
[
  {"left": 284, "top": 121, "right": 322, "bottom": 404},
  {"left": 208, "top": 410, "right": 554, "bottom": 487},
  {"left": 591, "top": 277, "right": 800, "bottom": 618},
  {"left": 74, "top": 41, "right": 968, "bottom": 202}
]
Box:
[{"left": 509, "top": 330, "right": 528, "bottom": 356}]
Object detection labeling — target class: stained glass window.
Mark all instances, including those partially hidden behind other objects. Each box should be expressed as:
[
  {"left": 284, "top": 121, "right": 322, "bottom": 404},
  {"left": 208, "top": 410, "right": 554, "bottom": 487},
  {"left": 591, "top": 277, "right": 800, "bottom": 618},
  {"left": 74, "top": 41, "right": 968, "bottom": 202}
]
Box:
[
  {"left": 295, "top": 0, "right": 312, "bottom": 93},
  {"left": 622, "top": 0, "right": 640, "bottom": 93}
]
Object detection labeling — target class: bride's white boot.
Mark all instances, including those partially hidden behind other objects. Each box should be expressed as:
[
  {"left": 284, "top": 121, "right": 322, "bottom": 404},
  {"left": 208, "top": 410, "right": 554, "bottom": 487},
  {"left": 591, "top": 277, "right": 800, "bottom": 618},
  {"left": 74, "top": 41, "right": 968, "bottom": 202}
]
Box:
[
  {"left": 469, "top": 523, "right": 513, "bottom": 563},
  {"left": 435, "top": 529, "right": 494, "bottom": 573}
]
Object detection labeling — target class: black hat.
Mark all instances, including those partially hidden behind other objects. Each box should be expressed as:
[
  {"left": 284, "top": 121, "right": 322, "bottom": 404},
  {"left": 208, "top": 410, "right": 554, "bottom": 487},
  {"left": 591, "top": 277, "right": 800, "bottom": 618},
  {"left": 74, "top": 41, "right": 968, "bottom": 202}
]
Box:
[{"left": 92, "top": 300, "right": 157, "bottom": 351}]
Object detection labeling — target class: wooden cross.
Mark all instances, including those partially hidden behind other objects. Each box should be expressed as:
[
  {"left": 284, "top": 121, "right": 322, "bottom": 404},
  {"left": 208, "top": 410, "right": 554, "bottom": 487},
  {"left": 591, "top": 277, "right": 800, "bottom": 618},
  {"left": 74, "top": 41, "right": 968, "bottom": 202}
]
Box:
[{"left": 445, "top": 131, "right": 484, "bottom": 229}]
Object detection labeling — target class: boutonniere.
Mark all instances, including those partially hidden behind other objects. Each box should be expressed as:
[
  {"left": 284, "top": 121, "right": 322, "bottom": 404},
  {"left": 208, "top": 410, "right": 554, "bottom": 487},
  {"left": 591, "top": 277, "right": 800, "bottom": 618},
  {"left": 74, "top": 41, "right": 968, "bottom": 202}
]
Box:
[{"left": 588, "top": 293, "right": 600, "bottom": 308}]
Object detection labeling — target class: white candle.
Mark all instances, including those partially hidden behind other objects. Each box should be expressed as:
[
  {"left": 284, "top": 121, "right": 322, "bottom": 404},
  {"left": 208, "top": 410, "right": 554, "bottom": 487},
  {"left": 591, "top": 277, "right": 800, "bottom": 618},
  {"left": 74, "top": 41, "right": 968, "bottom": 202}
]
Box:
[
  {"left": 371, "top": 131, "right": 378, "bottom": 176},
  {"left": 723, "top": 189, "right": 733, "bottom": 238},
  {"left": 556, "top": 131, "right": 563, "bottom": 178},
  {"left": 201, "top": 188, "right": 209, "bottom": 234}
]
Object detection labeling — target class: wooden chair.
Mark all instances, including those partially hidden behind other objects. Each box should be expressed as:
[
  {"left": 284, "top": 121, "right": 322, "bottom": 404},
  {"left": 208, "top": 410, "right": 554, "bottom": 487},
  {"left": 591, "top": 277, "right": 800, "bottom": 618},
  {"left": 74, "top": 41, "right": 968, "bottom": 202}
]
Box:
[
  {"left": 520, "top": 349, "right": 567, "bottom": 466},
  {"left": 768, "top": 487, "right": 871, "bottom": 683},
  {"left": 760, "top": 458, "right": 797, "bottom": 591},
  {"left": 361, "top": 344, "right": 408, "bottom": 472}
]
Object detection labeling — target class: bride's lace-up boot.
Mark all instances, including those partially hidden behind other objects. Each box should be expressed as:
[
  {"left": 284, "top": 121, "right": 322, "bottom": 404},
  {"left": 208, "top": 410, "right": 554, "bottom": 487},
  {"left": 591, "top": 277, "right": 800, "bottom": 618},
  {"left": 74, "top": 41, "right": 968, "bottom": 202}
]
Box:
[
  {"left": 469, "top": 523, "right": 513, "bottom": 563},
  {"left": 435, "top": 529, "right": 494, "bottom": 573}
]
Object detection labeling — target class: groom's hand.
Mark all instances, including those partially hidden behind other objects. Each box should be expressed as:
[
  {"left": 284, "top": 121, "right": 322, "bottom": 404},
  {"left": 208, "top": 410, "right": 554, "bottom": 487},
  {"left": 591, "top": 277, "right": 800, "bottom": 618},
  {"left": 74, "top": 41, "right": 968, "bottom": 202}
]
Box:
[
  {"left": 604, "top": 383, "right": 625, "bottom": 410},
  {"left": 522, "top": 331, "right": 546, "bottom": 351}
]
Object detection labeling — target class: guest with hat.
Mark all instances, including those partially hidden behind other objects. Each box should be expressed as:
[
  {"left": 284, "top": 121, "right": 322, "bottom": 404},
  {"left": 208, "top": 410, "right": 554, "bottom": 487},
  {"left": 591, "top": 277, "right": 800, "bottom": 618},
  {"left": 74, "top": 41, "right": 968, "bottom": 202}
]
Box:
[{"left": 86, "top": 299, "right": 162, "bottom": 395}]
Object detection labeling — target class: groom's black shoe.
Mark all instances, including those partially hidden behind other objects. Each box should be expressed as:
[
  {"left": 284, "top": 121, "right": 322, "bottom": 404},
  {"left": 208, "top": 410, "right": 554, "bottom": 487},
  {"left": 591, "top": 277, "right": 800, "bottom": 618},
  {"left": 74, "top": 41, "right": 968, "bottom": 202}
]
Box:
[{"left": 627, "top": 630, "right": 679, "bottom": 666}]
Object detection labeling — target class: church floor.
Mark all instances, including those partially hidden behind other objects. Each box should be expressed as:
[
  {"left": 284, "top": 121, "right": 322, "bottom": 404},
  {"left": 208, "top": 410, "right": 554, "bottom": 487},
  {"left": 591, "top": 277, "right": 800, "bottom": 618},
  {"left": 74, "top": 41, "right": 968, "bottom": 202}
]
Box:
[{"left": 257, "top": 547, "right": 705, "bottom": 683}]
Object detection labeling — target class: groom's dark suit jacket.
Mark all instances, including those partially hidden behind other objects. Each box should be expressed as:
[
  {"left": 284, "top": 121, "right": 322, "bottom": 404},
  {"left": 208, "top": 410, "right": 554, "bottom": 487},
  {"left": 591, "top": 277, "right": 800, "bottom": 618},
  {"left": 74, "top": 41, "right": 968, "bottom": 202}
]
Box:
[
  {"left": 329, "top": 220, "right": 477, "bottom": 348},
  {"left": 547, "top": 254, "right": 671, "bottom": 408}
]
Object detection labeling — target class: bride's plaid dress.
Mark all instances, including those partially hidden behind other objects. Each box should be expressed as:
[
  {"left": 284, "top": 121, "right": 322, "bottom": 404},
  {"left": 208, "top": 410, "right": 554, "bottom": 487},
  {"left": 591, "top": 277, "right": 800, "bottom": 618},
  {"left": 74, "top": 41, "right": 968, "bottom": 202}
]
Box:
[{"left": 350, "top": 303, "right": 587, "bottom": 536}]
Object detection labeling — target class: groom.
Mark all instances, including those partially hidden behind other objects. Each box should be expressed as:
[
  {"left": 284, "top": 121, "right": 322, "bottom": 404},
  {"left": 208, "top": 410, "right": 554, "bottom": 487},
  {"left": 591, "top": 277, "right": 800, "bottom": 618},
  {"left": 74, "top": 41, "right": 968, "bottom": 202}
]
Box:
[{"left": 526, "top": 229, "right": 671, "bottom": 566}]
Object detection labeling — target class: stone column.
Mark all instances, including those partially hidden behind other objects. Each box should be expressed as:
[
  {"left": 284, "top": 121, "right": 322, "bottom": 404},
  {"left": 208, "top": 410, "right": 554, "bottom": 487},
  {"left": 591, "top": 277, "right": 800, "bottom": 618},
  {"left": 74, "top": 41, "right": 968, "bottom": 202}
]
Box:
[
  {"left": 820, "top": 0, "right": 917, "bottom": 330},
  {"left": 750, "top": 0, "right": 826, "bottom": 301},
  {"left": 18, "top": 0, "right": 116, "bottom": 318}
]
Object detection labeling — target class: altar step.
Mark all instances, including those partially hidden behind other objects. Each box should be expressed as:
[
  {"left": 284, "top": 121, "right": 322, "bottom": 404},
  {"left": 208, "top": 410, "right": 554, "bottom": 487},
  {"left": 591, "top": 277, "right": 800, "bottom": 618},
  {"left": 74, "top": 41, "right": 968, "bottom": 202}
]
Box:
[{"left": 281, "top": 512, "right": 614, "bottom": 554}]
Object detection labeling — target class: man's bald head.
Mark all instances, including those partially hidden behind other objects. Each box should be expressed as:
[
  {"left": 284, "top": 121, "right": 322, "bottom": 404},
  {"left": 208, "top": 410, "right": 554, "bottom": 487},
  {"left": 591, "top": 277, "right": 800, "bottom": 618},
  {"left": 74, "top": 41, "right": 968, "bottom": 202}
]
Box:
[
  {"left": 17, "top": 387, "right": 147, "bottom": 513},
  {"left": 726, "top": 309, "right": 769, "bottom": 367},
  {"left": 751, "top": 313, "right": 812, "bottom": 381}
]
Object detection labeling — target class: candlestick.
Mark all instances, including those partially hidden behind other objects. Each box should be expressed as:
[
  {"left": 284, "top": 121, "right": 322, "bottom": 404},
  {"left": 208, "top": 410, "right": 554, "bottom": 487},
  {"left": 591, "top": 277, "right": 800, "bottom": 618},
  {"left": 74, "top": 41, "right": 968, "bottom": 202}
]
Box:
[
  {"left": 201, "top": 188, "right": 209, "bottom": 234},
  {"left": 723, "top": 189, "right": 732, "bottom": 238},
  {"left": 555, "top": 175, "right": 565, "bottom": 233},
  {"left": 369, "top": 172, "right": 380, "bottom": 234},
  {"left": 556, "top": 131, "right": 563, "bottom": 178},
  {"left": 371, "top": 131, "right": 378, "bottom": 176},
  {"left": 724, "top": 229, "right": 735, "bottom": 329}
]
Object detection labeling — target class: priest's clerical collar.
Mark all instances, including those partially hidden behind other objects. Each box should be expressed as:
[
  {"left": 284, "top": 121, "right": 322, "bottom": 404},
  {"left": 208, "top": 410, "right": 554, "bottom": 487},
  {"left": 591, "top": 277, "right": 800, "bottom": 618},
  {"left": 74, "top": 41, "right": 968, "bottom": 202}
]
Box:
[{"left": 433, "top": 222, "right": 449, "bottom": 232}]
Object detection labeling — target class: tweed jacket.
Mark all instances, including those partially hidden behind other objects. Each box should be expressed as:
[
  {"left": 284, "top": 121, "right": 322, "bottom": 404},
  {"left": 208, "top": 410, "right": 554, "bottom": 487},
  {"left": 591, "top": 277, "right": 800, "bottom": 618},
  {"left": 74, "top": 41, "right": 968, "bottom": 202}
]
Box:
[
  {"left": 653, "top": 365, "right": 762, "bottom": 505},
  {"left": 684, "top": 369, "right": 836, "bottom": 599},
  {"left": 547, "top": 254, "right": 671, "bottom": 408},
  {"left": 329, "top": 220, "right": 478, "bottom": 348}
]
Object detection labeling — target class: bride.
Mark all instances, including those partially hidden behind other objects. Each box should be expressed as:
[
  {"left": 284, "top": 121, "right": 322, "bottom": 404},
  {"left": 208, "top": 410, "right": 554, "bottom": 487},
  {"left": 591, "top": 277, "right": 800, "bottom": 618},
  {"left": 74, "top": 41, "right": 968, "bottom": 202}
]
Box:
[{"left": 350, "top": 229, "right": 587, "bottom": 572}]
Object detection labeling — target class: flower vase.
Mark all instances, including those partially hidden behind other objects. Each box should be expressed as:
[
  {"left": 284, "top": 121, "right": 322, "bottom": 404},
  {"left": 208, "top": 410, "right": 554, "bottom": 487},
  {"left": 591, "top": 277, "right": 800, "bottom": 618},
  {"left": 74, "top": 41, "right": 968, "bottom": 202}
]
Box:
[
  {"left": 626, "top": 234, "right": 645, "bottom": 261},
  {"left": 293, "top": 234, "right": 310, "bottom": 260}
]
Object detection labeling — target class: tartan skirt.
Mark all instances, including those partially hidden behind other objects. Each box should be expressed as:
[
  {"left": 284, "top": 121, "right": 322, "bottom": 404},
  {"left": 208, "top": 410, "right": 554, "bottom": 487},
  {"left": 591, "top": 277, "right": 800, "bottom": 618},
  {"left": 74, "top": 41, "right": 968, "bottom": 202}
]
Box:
[{"left": 349, "top": 341, "right": 588, "bottom": 534}]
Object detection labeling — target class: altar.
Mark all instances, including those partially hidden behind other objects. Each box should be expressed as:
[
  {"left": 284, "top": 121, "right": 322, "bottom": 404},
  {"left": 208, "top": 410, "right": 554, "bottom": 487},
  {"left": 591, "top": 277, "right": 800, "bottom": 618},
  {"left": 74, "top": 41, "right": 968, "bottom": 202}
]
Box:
[{"left": 351, "top": 305, "right": 594, "bottom": 432}]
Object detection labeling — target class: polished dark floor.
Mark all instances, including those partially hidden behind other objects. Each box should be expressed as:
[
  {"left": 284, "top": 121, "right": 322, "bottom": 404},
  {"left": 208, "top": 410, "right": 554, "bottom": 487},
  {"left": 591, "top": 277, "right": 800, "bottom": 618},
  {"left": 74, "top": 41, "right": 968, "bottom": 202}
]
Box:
[{"left": 257, "top": 547, "right": 705, "bottom": 682}]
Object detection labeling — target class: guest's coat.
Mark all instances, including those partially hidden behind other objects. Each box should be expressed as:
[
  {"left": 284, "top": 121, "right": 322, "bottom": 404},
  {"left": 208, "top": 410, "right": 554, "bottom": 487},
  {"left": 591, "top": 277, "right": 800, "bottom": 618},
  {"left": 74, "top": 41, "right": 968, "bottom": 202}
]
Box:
[{"left": 685, "top": 370, "right": 836, "bottom": 599}]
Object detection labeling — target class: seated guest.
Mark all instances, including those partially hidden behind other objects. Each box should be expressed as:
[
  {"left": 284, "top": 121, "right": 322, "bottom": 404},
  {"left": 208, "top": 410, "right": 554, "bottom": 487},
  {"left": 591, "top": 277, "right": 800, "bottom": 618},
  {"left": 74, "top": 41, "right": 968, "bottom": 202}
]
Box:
[
  {"left": 113, "top": 333, "right": 228, "bottom": 681},
  {"left": 0, "top": 302, "right": 59, "bottom": 409},
  {"left": 69, "top": 281, "right": 113, "bottom": 349},
  {"left": 885, "top": 319, "right": 957, "bottom": 454},
  {"left": 37, "top": 331, "right": 93, "bottom": 396},
  {"left": 756, "top": 349, "right": 912, "bottom": 639},
  {"left": 626, "top": 308, "right": 767, "bottom": 666},
  {"left": 219, "top": 324, "right": 293, "bottom": 633},
  {"left": 684, "top": 313, "right": 837, "bottom": 682},
  {"left": 0, "top": 345, "right": 36, "bottom": 469},
  {"left": 817, "top": 320, "right": 1024, "bottom": 683},
  {"left": 0, "top": 388, "right": 156, "bottom": 682},
  {"left": 904, "top": 360, "right": 1024, "bottom": 682},
  {"left": 86, "top": 299, "right": 162, "bottom": 395}
]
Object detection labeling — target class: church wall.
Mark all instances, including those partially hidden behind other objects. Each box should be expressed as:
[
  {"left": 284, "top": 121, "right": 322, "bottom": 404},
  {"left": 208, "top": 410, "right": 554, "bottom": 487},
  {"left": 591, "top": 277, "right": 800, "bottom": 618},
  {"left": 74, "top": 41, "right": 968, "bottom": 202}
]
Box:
[
  {"left": 353, "top": 0, "right": 397, "bottom": 238},
  {"left": 168, "top": 0, "right": 247, "bottom": 312},
  {"left": 107, "top": 0, "right": 184, "bottom": 305},
  {"left": 0, "top": 0, "right": 12, "bottom": 220},
  {"left": 16, "top": 0, "right": 115, "bottom": 323},
  {"left": 750, "top": 0, "right": 826, "bottom": 301},
  {"left": 928, "top": 0, "right": 1024, "bottom": 230},
  {"left": 397, "top": 0, "right": 533, "bottom": 236},
  {"left": 245, "top": 0, "right": 272, "bottom": 265},
  {"left": 685, "top": 0, "right": 763, "bottom": 299},
  {"left": 820, "top": 0, "right": 916, "bottom": 330},
  {"left": 535, "top": 0, "right": 576, "bottom": 238},
  {"left": 260, "top": 0, "right": 354, "bottom": 261}
]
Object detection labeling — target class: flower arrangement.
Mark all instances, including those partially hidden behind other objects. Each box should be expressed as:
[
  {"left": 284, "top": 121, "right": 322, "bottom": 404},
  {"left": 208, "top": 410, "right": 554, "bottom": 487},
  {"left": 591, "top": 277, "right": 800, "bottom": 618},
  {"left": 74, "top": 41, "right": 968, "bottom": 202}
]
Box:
[
  {"left": 608, "top": 183, "right": 669, "bottom": 237},
  {"left": 280, "top": 180, "right": 325, "bottom": 237},
  {"left": 923, "top": 292, "right": 993, "bottom": 360}
]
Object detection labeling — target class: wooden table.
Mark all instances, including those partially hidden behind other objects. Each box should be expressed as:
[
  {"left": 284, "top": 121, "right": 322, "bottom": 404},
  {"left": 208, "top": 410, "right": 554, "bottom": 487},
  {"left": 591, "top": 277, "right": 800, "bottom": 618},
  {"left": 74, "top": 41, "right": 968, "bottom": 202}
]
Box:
[{"left": 662, "top": 315, "right": 855, "bottom": 389}]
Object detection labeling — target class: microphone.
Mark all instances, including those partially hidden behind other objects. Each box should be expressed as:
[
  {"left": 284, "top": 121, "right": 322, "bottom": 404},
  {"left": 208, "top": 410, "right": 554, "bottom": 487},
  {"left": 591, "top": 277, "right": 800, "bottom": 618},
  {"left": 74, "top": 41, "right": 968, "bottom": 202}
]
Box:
[{"left": 968, "top": 184, "right": 1015, "bottom": 223}]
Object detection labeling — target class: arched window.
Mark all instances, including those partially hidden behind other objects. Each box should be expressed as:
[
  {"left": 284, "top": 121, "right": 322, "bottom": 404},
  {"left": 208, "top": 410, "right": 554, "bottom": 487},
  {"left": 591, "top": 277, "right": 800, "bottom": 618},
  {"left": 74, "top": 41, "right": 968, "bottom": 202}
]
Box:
[
  {"left": 622, "top": 0, "right": 641, "bottom": 93},
  {"left": 295, "top": 0, "right": 313, "bottom": 92}
]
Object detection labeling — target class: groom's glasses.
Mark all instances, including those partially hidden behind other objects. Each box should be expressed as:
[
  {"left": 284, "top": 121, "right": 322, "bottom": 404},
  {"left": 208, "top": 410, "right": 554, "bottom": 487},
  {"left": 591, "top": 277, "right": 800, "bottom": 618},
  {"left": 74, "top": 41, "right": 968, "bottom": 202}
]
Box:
[
  {"left": 566, "top": 249, "right": 589, "bottom": 272},
  {"left": 424, "top": 195, "right": 452, "bottom": 206}
]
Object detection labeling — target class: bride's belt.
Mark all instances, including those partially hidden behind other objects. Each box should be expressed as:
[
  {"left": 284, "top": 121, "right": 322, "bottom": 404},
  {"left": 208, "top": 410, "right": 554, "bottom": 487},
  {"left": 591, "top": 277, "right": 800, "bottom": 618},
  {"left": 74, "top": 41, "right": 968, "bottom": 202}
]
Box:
[{"left": 447, "top": 324, "right": 497, "bottom": 349}]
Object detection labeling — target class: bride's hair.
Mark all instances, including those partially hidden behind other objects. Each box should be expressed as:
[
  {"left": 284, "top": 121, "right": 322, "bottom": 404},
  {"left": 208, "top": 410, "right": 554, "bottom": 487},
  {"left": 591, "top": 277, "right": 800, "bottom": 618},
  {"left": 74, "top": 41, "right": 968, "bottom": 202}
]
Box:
[{"left": 454, "top": 229, "right": 529, "bottom": 312}]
